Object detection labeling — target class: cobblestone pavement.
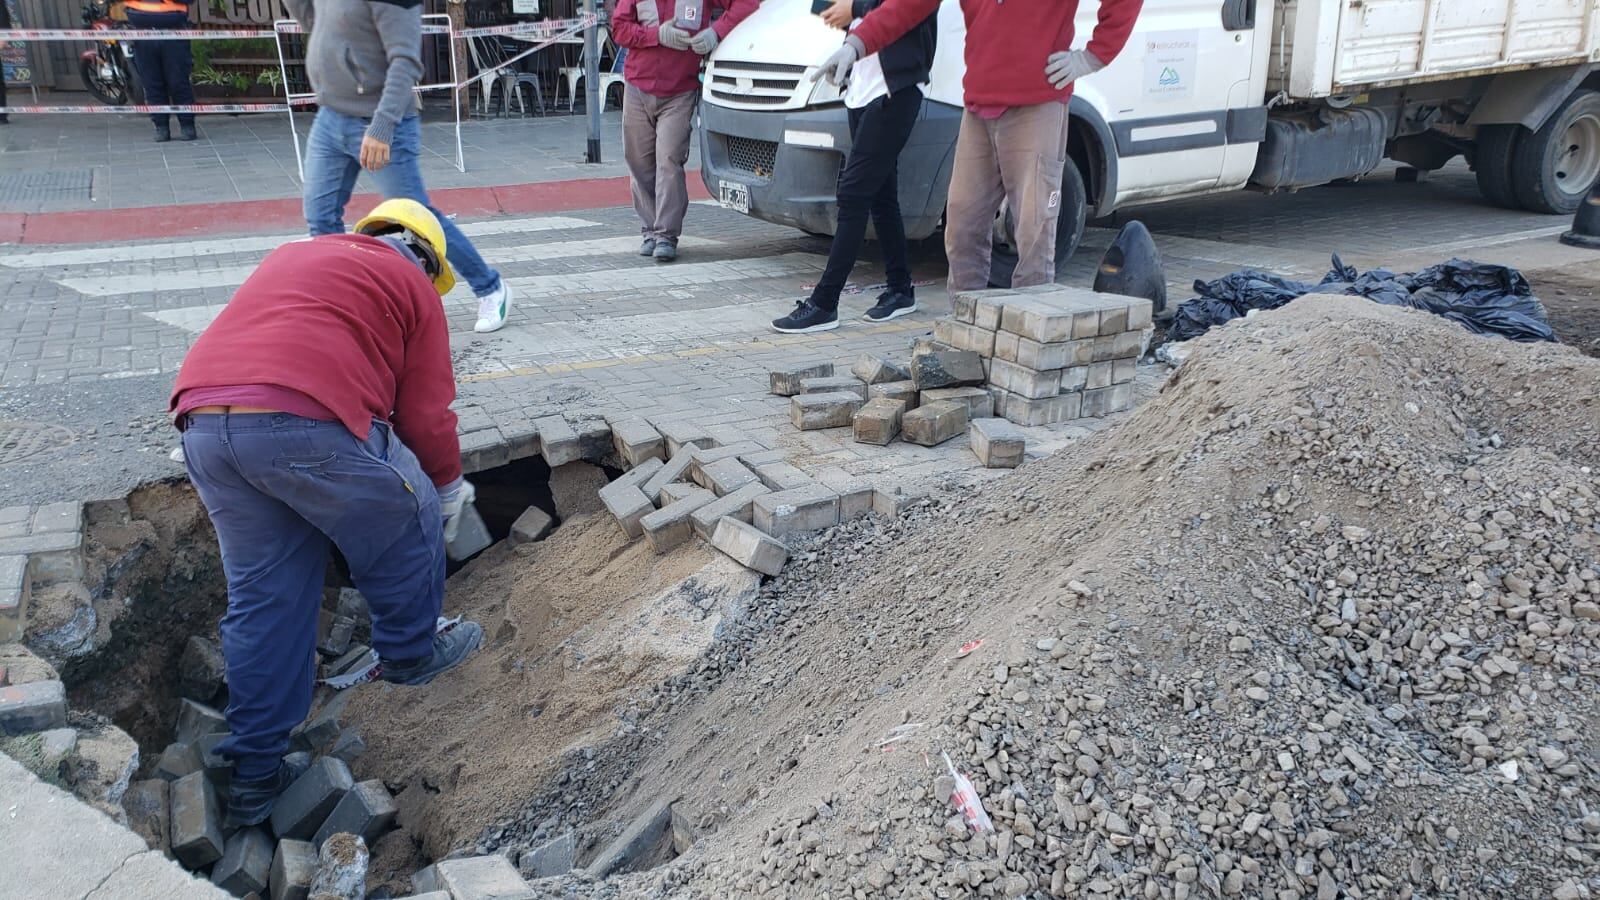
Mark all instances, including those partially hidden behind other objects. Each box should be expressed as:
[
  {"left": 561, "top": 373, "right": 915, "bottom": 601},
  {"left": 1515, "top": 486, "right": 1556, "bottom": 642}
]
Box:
[{"left": 0, "top": 161, "right": 1593, "bottom": 508}]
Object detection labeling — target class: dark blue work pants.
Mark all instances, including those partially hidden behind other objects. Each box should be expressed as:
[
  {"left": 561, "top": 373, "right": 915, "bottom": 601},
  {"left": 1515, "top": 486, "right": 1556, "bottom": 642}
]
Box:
[
  {"left": 128, "top": 10, "right": 195, "bottom": 129},
  {"left": 181, "top": 412, "right": 444, "bottom": 780}
]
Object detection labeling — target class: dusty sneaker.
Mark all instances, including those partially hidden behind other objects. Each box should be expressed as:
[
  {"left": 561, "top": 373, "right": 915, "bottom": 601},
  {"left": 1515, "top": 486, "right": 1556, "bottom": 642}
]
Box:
[
  {"left": 652, "top": 240, "right": 678, "bottom": 263},
  {"left": 224, "top": 754, "right": 310, "bottom": 830},
  {"left": 863, "top": 289, "right": 917, "bottom": 322},
  {"left": 639, "top": 237, "right": 657, "bottom": 257},
  {"left": 381, "top": 620, "right": 484, "bottom": 686},
  {"left": 771, "top": 300, "right": 838, "bottom": 334},
  {"left": 474, "top": 282, "right": 513, "bottom": 333}
]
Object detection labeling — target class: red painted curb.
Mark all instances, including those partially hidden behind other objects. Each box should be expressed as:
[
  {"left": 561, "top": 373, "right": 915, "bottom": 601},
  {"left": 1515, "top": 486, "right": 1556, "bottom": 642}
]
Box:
[{"left": 5, "top": 174, "right": 713, "bottom": 245}]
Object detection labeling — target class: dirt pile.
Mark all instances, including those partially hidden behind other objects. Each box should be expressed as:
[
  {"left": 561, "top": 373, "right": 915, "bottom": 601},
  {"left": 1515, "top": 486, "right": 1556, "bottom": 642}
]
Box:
[
  {"left": 507, "top": 295, "right": 1599, "bottom": 898},
  {"left": 344, "top": 502, "right": 758, "bottom": 866}
]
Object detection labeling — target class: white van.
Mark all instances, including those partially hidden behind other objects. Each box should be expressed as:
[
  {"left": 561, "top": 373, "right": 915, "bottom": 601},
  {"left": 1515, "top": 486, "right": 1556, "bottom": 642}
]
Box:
[{"left": 695, "top": 0, "right": 1600, "bottom": 285}]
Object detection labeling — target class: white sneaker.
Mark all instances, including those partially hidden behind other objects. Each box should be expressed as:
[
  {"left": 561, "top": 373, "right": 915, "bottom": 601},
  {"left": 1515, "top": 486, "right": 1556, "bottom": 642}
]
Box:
[{"left": 474, "top": 282, "right": 512, "bottom": 333}]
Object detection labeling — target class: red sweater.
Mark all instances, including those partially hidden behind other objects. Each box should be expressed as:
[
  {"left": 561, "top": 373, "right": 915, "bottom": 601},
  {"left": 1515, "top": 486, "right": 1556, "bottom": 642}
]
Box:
[
  {"left": 853, "top": 0, "right": 1143, "bottom": 108},
  {"left": 611, "top": 0, "right": 758, "bottom": 97},
  {"left": 169, "top": 234, "right": 462, "bottom": 486}
]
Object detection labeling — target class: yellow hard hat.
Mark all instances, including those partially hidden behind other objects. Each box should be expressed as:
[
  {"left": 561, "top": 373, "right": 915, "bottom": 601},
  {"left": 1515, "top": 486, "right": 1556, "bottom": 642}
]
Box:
[{"left": 354, "top": 198, "right": 456, "bottom": 295}]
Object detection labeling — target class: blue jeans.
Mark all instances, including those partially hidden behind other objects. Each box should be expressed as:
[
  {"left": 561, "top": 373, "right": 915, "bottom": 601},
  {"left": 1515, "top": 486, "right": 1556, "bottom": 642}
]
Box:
[
  {"left": 302, "top": 109, "right": 501, "bottom": 297},
  {"left": 181, "top": 412, "right": 445, "bottom": 780}
]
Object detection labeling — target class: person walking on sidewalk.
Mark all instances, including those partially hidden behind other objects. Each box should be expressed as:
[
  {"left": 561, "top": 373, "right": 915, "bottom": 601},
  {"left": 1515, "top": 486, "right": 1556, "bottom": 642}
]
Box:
[
  {"left": 123, "top": 0, "right": 198, "bottom": 142},
  {"left": 821, "top": 0, "right": 1142, "bottom": 290},
  {"left": 168, "top": 199, "right": 485, "bottom": 828},
  {"left": 771, "top": 0, "right": 937, "bottom": 334},
  {"left": 0, "top": 0, "right": 11, "bottom": 125},
  {"left": 284, "top": 0, "right": 514, "bottom": 333},
  {"left": 613, "top": 0, "right": 757, "bottom": 262}
]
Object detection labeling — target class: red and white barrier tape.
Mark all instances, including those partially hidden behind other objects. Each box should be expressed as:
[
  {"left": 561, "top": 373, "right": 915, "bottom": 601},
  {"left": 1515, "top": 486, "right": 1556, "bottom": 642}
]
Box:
[
  {"left": 0, "top": 100, "right": 312, "bottom": 113},
  {"left": 0, "top": 16, "right": 590, "bottom": 41}
]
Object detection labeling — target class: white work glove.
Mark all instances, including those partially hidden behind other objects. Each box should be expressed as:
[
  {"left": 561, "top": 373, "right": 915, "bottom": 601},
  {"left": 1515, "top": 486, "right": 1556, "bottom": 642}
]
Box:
[
  {"left": 438, "top": 477, "right": 476, "bottom": 543},
  {"left": 810, "top": 35, "right": 864, "bottom": 87},
  {"left": 689, "top": 27, "right": 719, "bottom": 56},
  {"left": 658, "top": 22, "right": 692, "bottom": 51},
  {"left": 1044, "top": 49, "right": 1105, "bottom": 90},
  {"left": 635, "top": 0, "right": 659, "bottom": 27}
]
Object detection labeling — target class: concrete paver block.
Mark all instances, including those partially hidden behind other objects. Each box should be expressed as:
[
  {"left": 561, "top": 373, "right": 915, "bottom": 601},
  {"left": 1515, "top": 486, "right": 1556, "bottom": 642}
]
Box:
[
  {"left": 1098, "top": 302, "right": 1130, "bottom": 335},
  {"left": 711, "top": 518, "right": 789, "bottom": 577},
  {"left": 1060, "top": 365, "right": 1088, "bottom": 393},
  {"left": 799, "top": 375, "right": 868, "bottom": 400},
  {"left": 691, "top": 482, "right": 771, "bottom": 541},
  {"left": 122, "top": 777, "right": 170, "bottom": 852},
  {"left": 4, "top": 530, "right": 85, "bottom": 585},
  {"left": 754, "top": 485, "right": 840, "bottom": 537},
  {"left": 518, "top": 830, "right": 576, "bottom": 879},
  {"left": 1127, "top": 297, "right": 1154, "bottom": 330},
  {"left": 997, "top": 388, "right": 1083, "bottom": 426},
  {"left": 866, "top": 379, "right": 918, "bottom": 409},
  {"left": 750, "top": 460, "right": 815, "bottom": 491},
  {"left": 769, "top": 362, "right": 834, "bottom": 396},
  {"left": 313, "top": 779, "right": 397, "bottom": 849},
  {"left": 611, "top": 420, "right": 666, "bottom": 468},
  {"left": 1081, "top": 383, "right": 1134, "bottom": 418},
  {"left": 850, "top": 354, "right": 909, "bottom": 385},
  {"left": 641, "top": 449, "right": 697, "bottom": 503},
  {"left": 791, "top": 391, "right": 864, "bottom": 430},
  {"left": 852, "top": 397, "right": 905, "bottom": 446},
  {"left": 920, "top": 386, "right": 994, "bottom": 421},
  {"left": 815, "top": 470, "right": 874, "bottom": 521},
  {"left": 420, "top": 855, "right": 535, "bottom": 900},
  {"left": 988, "top": 358, "right": 1063, "bottom": 400},
  {"left": 641, "top": 488, "right": 717, "bottom": 553},
  {"left": 910, "top": 350, "right": 985, "bottom": 389},
  {"left": 270, "top": 839, "right": 317, "bottom": 900},
  {"left": 933, "top": 318, "right": 997, "bottom": 356},
  {"left": 599, "top": 482, "right": 654, "bottom": 541},
  {"left": 686, "top": 441, "right": 766, "bottom": 484},
  {"left": 572, "top": 417, "right": 614, "bottom": 462},
  {"left": 699, "top": 457, "right": 760, "bottom": 496},
  {"left": 0, "top": 679, "right": 66, "bottom": 735},
  {"left": 269, "top": 756, "right": 354, "bottom": 841},
  {"left": 658, "top": 482, "right": 701, "bottom": 505},
  {"left": 0, "top": 555, "right": 28, "bottom": 643},
  {"left": 650, "top": 418, "right": 716, "bottom": 456},
  {"left": 1085, "top": 360, "right": 1114, "bottom": 391},
  {"left": 1113, "top": 357, "right": 1137, "bottom": 385},
  {"left": 212, "top": 826, "right": 274, "bottom": 896},
  {"left": 612, "top": 457, "right": 665, "bottom": 490},
  {"left": 175, "top": 698, "right": 227, "bottom": 744},
  {"left": 873, "top": 486, "right": 927, "bottom": 516},
  {"left": 1000, "top": 295, "right": 1100, "bottom": 342},
  {"left": 970, "top": 418, "right": 1026, "bottom": 469},
  {"left": 170, "top": 770, "right": 226, "bottom": 868},
  {"left": 534, "top": 416, "right": 582, "bottom": 467},
  {"left": 179, "top": 635, "right": 227, "bottom": 702},
  {"left": 1113, "top": 328, "right": 1145, "bottom": 359},
  {"left": 155, "top": 741, "right": 203, "bottom": 781},
  {"left": 31, "top": 501, "right": 82, "bottom": 534},
  {"left": 317, "top": 615, "right": 355, "bottom": 658},
  {"left": 902, "top": 401, "right": 969, "bottom": 447},
  {"left": 585, "top": 799, "right": 673, "bottom": 879},
  {"left": 508, "top": 507, "right": 554, "bottom": 546},
  {"left": 995, "top": 332, "right": 1094, "bottom": 371},
  {"left": 951, "top": 289, "right": 1009, "bottom": 330}
]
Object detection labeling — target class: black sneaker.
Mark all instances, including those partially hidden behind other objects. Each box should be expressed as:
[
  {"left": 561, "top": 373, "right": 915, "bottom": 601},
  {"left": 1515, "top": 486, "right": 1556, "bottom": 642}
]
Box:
[
  {"left": 863, "top": 289, "right": 917, "bottom": 322},
  {"left": 179, "top": 123, "right": 198, "bottom": 141},
  {"left": 224, "top": 754, "right": 310, "bottom": 830},
  {"left": 153, "top": 124, "right": 171, "bottom": 143},
  {"left": 380, "top": 620, "right": 484, "bottom": 686},
  {"left": 772, "top": 301, "right": 839, "bottom": 334}
]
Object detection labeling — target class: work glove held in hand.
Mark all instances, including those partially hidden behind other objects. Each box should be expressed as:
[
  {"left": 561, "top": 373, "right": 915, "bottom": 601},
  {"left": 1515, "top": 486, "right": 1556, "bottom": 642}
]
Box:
[
  {"left": 658, "top": 23, "right": 692, "bottom": 51},
  {"left": 810, "top": 35, "right": 864, "bottom": 87},
  {"left": 689, "top": 27, "right": 719, "bottom": 55},
  {"left": 438, "top": 477, "right": 476, "bottom": 542},
  {"left": 635, "top": 0, "right": 659, "bottom": 27},
  {"left": 1044, "top": 49, "right": 1105, "bottom": 90}
]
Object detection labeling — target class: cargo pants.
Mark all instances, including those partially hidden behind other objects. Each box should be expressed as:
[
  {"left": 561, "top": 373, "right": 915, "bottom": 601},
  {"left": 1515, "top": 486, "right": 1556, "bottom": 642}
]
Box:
[
  {"left": 944, "top": 101, "right": 1071, "bottom": 292},
  {"left": 623, "top": 84, "right": 699, "bottom": 245}
]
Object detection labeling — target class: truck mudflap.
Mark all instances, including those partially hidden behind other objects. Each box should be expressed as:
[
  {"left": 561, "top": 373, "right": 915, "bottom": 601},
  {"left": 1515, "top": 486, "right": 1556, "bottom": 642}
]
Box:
[{"left": 697, "top": 97, "right": 962, "bottom": 240}]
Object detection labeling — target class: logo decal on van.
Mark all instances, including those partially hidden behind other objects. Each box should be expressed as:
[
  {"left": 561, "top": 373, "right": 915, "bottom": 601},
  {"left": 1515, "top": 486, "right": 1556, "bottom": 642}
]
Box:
[
  {"left": 1158, "top": 67, "right": 1181, "bottom": 86},
  {"left": 1048, "top": 191, "right": 1059, "bottom": 210}
]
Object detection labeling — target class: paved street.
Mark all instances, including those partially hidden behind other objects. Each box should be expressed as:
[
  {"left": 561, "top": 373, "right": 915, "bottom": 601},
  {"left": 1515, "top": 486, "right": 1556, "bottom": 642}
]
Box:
[{"left": 1, "top": 104, "right": 1595, "bottom": 509}]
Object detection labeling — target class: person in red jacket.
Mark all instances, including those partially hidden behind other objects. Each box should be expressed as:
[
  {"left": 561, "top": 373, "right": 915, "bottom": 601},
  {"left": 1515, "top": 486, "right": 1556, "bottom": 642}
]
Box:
[
  {"left": 168, "top": 199, "right": 483, "bottom": 830},
  {"left": 818, "top": 0, "right": 1143, "bottom": 290},
  {"left": 613, "top": 0, "right": 757, "bottom": 261}
]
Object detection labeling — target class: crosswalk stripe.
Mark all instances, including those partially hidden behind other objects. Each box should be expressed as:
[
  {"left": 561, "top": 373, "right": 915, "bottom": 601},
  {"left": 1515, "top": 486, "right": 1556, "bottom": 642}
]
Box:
[
  {"left": 503, "top": 253, "right": 823, "bottom": 300},
  {"left": 0, "top": 216, "right": 602, "bottom": 270}
]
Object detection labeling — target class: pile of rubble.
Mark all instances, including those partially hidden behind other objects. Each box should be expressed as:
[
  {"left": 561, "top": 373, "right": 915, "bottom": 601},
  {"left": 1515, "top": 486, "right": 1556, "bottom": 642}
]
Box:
[{"left": 506, "top": 295, "right": 1597, "bottom": 899}]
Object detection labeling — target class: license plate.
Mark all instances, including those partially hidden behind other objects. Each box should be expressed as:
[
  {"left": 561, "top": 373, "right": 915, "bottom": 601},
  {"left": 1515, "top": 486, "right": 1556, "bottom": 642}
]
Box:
[{"left": 719, "top": 181, "right": 750, "bottom": 214}]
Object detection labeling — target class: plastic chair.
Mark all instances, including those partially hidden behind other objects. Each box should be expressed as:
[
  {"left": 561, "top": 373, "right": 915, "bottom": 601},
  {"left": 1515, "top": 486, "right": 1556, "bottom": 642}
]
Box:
[
  {"left": 558, "top": 26, "right": 627, "bottom": 112},
  {"left": 469, "top": 36, "right": 546, "bottom": 117}
]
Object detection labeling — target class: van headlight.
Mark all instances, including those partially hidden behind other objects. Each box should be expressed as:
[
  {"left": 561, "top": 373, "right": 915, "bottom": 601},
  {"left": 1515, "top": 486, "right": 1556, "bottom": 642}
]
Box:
[{"left": 807, "top": 74, "right": 841, "bottom": 106}]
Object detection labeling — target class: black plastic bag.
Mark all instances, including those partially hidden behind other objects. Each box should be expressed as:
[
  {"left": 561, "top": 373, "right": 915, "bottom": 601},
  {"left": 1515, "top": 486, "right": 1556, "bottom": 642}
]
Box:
[{"left": 1167, "top": 255, "right": 1556, "bottom": 344}]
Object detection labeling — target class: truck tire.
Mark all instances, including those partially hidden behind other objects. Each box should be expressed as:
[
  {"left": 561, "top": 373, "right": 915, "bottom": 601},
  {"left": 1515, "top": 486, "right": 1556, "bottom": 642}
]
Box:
[
  {"left": 1474, "top": 125, "right": 1523, "bottom": 209},
  {"left": 988, "top": 158, "right": 1087, "bottom": 289},
  {"left": 1510, "top": 89, "right": 1600, "bottom": 215}
]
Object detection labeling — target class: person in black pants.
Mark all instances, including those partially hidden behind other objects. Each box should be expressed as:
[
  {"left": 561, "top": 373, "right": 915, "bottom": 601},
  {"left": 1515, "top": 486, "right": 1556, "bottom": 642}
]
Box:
[
  {"left": 772, "top": 0, "right": 937, "bottom": 333},
  {"left": 0, "top": 0, "right": 12, "bottom": 124},
  {"left": 124, "top": 0, "right": 197, "bottom": 142}
]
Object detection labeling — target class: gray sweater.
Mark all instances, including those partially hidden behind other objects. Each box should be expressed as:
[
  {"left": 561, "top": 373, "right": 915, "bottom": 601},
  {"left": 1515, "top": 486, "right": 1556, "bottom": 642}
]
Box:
[{"left": 284, "top": 0, "right": 424, "bottom": 145}]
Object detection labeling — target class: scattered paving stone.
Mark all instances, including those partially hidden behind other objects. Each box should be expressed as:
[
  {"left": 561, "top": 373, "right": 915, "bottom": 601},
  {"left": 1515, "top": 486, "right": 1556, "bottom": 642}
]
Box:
[
  {"left": 155, "top": 740, "right": 203, "bottom": 782},
  {"left": 313, "top": 780, "right": 397, "bottom": 849},
  {"left": 600, "top": 481, "right": 655, "bottom": 541},
  {"left": 585, "top": 799, "right": 673, "bottom": 879},
  {"left": 851, "top": 354, "right": 910, "bottom": 385},
  {"left": 969, "top": 417, "right": 1026, "bottom": 468},
  {"left": 534, "top": 416, "right": 582, "bottom": 467},
  {"left": 902, "top": 400, "right": 969, "bottom": 447},
  {"left": 791, "top": 392, "right": 865, "bottom": 430},
  {"left": 174, "top": 698, "right": 227, "bottom": 744},
  {"left": 270, "top": 757, "right": 354, "bottom": 841},
  {"left": 518, "top": 830, "right": 576, "bottom": 879},
  {"left": 867, "top": 379, "right": 919, "bottom": 409},
  {"left": 699, "top": 457, "right": 760, "bottom": 496},
  {"left": 335, "top": 588, "right": 369, "bottom": 624},
  {"left": 212, "top": 826, "right": 274, "bottom": 896},
  {"left": 508, "top": 507, "right": 554, "bottom": 546},
  {"left": 178, "top": 636, "right": 226, "bottom": 702},
  {"left": 641, "top": 487, "right": 717, "bottom": 553},
  {"left": 934, "top": 318, "right": 999, "bottom": 355},
  {"left": 121, "top": 778, "right": 170, "bottom": 853},
  {"left": 0, "top": 680, "right": 67, "bottom": 735},
  {"left": 170, "top": 770, "right": 225, "bottom": 869},
  {"left": 271, "top": 838, "right": 318, "bottom": 900},
  {"left": 691, "top": 482, "right": 771, "bottom": 541},
  {"left": 610, "top": 420, "right": 666, "bottom": 468},
  {"left": 317, "top": 615, "right": 355, "bottom": 658},
  {"left": 769, "top": 362, "right": 835, "bottom": 396},
  {"left": 853, "top": 397, "right": 906, "bottom": 446},
  {"left": 910, "top": 350, "right": 986, "bottom": 389},
  {"left": 920, "top": 386, "right": 995, "bottom": 421},
  {"left": 753, "top": 486, "right": 841, "bottom": 537},
  {"left": 712, "top": 518, "right": 789, "bottom": 577},
  {"left": 649, "top": 417, "right": 716, "bottom": 457},
  {"left": 416, "top": 855, "right": 534, "bottom": 899},
  {"left": 750, "top": 460, "right": 815, "bottom": 492}
]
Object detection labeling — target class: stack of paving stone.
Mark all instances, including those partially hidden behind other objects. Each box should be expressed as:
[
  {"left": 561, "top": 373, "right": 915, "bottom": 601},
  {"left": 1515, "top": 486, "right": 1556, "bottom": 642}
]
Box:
[{"left": 934, "top": 285, "right": 1153, "bottom": 426}]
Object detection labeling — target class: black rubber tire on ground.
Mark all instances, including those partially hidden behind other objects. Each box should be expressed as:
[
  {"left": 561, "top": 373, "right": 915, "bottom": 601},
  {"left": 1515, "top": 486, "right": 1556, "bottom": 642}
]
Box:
[
  {"left": 1474, "top": 124, "right": 1524, "bottom": 209},
  {"left": 988, "top": 157, "right": 1088, "bottom": 289},
  {"left": 80, "top": 55, "right": 129, "bottom": 106},
  {"left": 1511, "top": 89, "right": 1600, "bottom": 215}
]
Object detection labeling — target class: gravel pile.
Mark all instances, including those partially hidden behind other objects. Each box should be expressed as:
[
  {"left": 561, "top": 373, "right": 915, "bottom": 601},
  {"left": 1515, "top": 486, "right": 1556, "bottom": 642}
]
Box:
[{"left": 480, "top": 296, "right": 1599, "bottom": 899}]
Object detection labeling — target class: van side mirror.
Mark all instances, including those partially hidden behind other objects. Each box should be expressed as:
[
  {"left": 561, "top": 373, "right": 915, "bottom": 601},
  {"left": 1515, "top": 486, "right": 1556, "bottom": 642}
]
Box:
[{"left": 1221, "top": 0, "right": 1255, "bottom": 31}]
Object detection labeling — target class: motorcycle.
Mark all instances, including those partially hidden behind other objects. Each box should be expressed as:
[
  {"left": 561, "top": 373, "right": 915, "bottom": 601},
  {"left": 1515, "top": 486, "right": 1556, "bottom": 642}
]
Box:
[{"left": 79, "top": 0, "right": 142, "bottom": 106}]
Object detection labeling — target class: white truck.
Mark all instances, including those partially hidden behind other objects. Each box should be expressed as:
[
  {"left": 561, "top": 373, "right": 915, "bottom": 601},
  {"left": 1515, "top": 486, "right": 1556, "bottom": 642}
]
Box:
[{"left": 695, "top": 0, "right": 1600, "bottom": 285}]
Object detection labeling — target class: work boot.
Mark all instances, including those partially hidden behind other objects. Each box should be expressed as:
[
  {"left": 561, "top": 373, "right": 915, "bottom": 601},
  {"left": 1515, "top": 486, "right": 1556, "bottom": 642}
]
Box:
[
  {"left": 381, "top": 620, "right": 484, "bottom": 686},
  {"left": 652, "top": 239, "right": 678, "bottom": 263},
  {"left": 224, "top": 754, "right": 311, "bottom": 830},
  {"left": 179, "top": 123, "right": 198, "bottom": 142},
  {"left": 639, "top": 237, "right": 657, "bottom": 257},
  {"left": 153, "top": 123, "right": 171, "bottom": 143}
]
